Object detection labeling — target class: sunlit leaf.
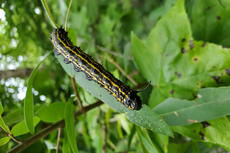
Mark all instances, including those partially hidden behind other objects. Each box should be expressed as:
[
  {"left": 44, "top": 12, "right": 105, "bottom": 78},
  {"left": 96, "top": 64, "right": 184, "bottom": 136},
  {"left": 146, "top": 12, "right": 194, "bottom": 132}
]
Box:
[
  {"left": 0, "top": 102, "right": 10, "bottom": 133},
  {"left": 0, "top": 137, "right": 11, "bottom": 146}
]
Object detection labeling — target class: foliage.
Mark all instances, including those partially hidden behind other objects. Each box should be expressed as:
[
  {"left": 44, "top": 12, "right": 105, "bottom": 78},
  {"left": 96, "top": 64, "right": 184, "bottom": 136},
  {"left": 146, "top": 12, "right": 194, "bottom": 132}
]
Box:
[{"left": 0, "top": 0, "right": 230, "bottom": 152}]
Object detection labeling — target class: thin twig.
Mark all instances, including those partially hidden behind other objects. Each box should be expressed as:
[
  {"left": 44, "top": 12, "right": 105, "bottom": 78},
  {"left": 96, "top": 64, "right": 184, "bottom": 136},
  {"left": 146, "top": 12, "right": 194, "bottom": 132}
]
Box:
[
  {"left": 71, "top": 77, "right": 84, "bottom": 112},
  {"left": 7, "top": 101, "right": 104, "bottom": 153},
  {"left": 56, "top": 128, "right": 62, "bottom": 153},
  {"left": 77, "top": 37, "right": 134, "bottom": 60},
  {"left": 8, "top": 134, "right": 22, "bottom": 144},
  {"left": 107, "top": 58, "right": 138, "bottom": 86},
  {"left": 96, "top": 44, "right": 134, "bottom": 60},
  {"left": 128, "top": 69, "right": 139, "bottom": 78}
]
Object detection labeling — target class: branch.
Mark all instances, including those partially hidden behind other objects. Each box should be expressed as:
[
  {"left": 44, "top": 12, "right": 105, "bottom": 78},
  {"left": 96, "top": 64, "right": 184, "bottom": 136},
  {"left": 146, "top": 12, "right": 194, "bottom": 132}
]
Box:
[
  {"left": 56, "top": 128, "right": 62, "bottom": 153},
  {"left": 7, "top": 101, "right": 104, "bottom": 153},
  {"left": 107, "top": 58, "right": 137, "bottom": 86},
  {"left": 0, "top": 68, "right": 33, "bottom": 79}
]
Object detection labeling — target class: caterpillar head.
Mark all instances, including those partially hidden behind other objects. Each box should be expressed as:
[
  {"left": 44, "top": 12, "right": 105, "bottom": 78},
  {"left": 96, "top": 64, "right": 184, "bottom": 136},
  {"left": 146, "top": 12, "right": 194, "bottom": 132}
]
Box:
[
  {"left": 128, "top": 92, "right": 142, "bottom": 110},
  {"left": 127, "top": 81, "right": 151, "bottom": 110}
]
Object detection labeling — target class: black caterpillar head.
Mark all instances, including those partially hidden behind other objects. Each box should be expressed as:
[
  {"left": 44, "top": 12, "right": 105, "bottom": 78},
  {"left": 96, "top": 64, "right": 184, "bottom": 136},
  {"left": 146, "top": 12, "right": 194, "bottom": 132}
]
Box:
[
  {"left": 127, "top": 81, "right": 151, "bottom": 110},
  {"left": 128, "top": 91, "right": 142, "bottom": 110}
]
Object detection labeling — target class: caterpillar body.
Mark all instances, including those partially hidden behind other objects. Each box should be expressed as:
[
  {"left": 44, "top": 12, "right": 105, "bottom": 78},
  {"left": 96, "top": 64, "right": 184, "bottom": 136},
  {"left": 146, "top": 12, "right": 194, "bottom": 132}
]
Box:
[{"left": 50, "top": 27, "right": 149, "bottom": 110}]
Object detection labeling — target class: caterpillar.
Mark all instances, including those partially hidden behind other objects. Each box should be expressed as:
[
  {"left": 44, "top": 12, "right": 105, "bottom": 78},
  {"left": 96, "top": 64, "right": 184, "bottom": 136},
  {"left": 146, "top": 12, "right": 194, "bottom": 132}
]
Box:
[{"left": 50, "top": 27, "right": 150, "bottom": 110}]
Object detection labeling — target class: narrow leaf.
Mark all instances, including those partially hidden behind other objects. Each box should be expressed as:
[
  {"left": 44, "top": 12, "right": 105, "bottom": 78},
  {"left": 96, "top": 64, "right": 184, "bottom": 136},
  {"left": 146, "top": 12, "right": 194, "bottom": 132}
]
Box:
[
  {"left": 64, "top": 97, "right": 78, "bottom": 153},
  {"left": 0, "top": 117, "right": 10, "bottom": 133},
  {"left": 0, "top": 102, "right": 10, "bottom": 133},
  {"left": 136, "top": 126, "right": 158, "bottom": 153},
  {"left": 63, "top": 128, "right": 71, "bottom": 153},
  {"left": 24, "top": 51, "right": 52, "bottom": 134},
  {"left": 41, "top": 0, "right": 56, "bottom": 28},
  {"left": 0, "top": 102, "right": 3, "bottom": 114}
]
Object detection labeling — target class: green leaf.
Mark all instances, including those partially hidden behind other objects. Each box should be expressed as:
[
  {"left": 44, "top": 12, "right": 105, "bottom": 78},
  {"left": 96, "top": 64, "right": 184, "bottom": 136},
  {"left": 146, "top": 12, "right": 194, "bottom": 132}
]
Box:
[
  {"left": 128, "top": 125, "right": 136, "bottom": 149},
  {"left": 41, "top": 0, "right": 56, "bottom": 28},
  {"left": 172, "top": 117, "right": 230, "bottom": 150},
  {"left": 136, "top": 126, "right": 158, "bottom": 153},
  {"left": 131, "top": 0, "right": 230, "bottom": 108},
  {"left": 63, "top": 128, "right": 71, "bottom": 153},
  {"left": 0, "top": 102, "right": 3, "bottom": 115},
  {"left": 70, "top": 7, "right": 89, "bottom": 37},
  {"left": 168, "top": 142, "right": 190, "bottom": 153},
  {"left": 24, "top": 51, "right": 52, "bottom": 134},
  {"left": 0, "top": 102, "right": 10, "bottom": 133},
  {"left": 191, "top": 1, "right": 230, "bottom": 47},
  {"left": 131, "top": 0, "right": 191, "bottom": 86},
  {"left": 0, "top": 137, "right": 11, "bottom": 146},
  {"left": 68, "top": 29, "right": 77, "bottom": 46},
  {"left": 154, "top": 86, "right": 230, "bottom": 126},
  {"left": 11, "top": 116, "right": 40, "bottom": 137},
  {"left": 36, "top": 102, "right": 66, "bottom": 123},
  {"left": 126, "top": 105, "right": 173, "bottom": 137},
  {"left": 64, "top": 97, "right": 78, "bottom": 153},
  {"left": 86, "top": 0, "right": 98, "bottom": 23},
  {"left": 85, "top": 108, "right": 103, "bottom": 152},
  {"left": 0, "top": 117, "right": 10, "bottom": 133},
  {"left": 3, "top": 105, "right": 43, "bottom": 126},
  {"left": 148, "top": 132, "right": 169, "bottom": 153}
]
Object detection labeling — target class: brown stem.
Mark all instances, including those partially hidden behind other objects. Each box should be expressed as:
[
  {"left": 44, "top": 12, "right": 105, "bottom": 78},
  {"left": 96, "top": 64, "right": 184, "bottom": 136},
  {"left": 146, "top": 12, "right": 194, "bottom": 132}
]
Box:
[
  {"left": 76, "top": 37, "right": 134, "bottom": 60},
  {"left": 71, "top": 77, "right": 84, "bottom": 112},
  {"left": 8, "top": 134, "right": 22, "bottom": 144},
  {"left": 56, "top": 128, "right": 62, "bottom": 153},
  {"left": 7, "top": 101, "right": 104, "bottom": 153},
  {"left": 107, "top": 58, "right": 138, "bottom": 86},
  {"left": 96, "top": 44, "right": 134, "bottom": 60}
]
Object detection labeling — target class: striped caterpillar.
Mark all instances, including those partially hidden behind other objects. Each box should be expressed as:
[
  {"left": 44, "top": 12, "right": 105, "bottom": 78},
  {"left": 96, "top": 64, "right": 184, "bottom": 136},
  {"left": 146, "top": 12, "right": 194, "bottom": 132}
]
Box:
[{"left": 50, "top": 27, "right": 150, "bottom": 110}]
